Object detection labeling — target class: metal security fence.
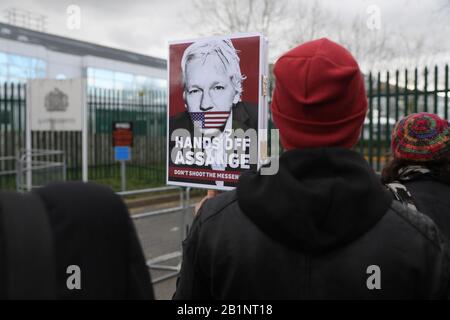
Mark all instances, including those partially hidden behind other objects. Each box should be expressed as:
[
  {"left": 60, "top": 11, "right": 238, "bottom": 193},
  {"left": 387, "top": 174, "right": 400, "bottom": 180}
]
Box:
[
  {"left": 87, "top": 88, "right": 167, "bottom": 189},
  {"left": 0, "top": 84, "right": 167, "bottom": 190},
  {"left": 0, "top": 83, "right": 26, "bottom": 190},
  {"left": 267, "top": 64, "right": 449, "bottom": 171},
  {"left": 358, "top": 65, "right": 449, "bottom": 172},
  {"left": 118, "top": 186, "right": 193, "bottom": 284},
  {"left": 0, "top": 64, "right": 449, "bottom": 190}
]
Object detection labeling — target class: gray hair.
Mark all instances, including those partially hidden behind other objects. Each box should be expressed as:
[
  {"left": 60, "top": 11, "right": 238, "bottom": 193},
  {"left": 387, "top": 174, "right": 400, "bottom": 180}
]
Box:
[{"left": 181, "top": 38, "right": 246, "bottom": 104}]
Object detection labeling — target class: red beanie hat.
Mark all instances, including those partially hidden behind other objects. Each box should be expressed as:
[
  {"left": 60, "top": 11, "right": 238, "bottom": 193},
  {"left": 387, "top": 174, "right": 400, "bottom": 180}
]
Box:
[{"left": 271, "top": 38, "right": 367, "bottom": 150}]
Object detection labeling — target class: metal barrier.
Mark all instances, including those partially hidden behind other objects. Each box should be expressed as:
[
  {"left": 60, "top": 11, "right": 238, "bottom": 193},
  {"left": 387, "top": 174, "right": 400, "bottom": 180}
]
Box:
[
  {"left": 0, "top": 156, "right": 17, "bottom": 190},
  {"left": 0, "top": 155, "right": 17, "bottom": 176},
  {"left": 16, "top": 149, "right": 67, "bottom": 191},
  {"left": 118, "top": 186, "right": 194, "bottom": 284}
]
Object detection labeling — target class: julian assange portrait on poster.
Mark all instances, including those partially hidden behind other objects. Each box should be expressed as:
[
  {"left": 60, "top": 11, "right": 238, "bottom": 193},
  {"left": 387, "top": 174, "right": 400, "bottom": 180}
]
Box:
[{"left": 167, "top": 34, "right": 268, "bottom": 190}]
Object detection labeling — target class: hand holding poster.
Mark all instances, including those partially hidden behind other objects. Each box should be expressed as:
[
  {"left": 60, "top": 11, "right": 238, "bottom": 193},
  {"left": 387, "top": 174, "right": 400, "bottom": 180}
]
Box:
[{"left": 167, "top": 34, "right": 268, "bottom": 190}]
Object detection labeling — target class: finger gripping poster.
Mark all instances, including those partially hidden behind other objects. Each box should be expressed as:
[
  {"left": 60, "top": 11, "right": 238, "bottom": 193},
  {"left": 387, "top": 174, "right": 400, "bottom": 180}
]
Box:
[{"left": 167, "top": 34, "right": 268, "bottom": 190}]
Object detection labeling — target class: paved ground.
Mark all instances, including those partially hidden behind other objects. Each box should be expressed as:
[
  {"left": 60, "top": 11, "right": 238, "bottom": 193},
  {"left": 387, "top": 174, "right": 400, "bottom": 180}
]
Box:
[{"left": 131, "top": 200, "right": 196, "bottom": 300}]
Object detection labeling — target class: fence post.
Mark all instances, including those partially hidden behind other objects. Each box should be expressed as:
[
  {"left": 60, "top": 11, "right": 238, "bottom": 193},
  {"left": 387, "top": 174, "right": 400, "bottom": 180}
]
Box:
[
  {"left": 25, "top": 81, "right": 32, "bottom": 190},
  {"left": 376, "top": 72, "right": 381, "bottom": 172},
  {"left": 395, "top": 70, "right": 399, "bottom": 122},
  {"left": 120, "top": 160, "right": 126, "bottom": 191},
  {"left": 82, "top": 79, "right": 88, "bottom": 182},
  {"left": 180, "top": 187, "right": 189, "bottom": 247},
  {"left": 434, "top": 65, "right": 438, "bottom": 114},
  {"left": 386, "top": 71, "right": 391, "bottom": 156},
  {"left": 414, "top": 68, "right": 418, "bottom": 113},
  {"left": 404, "top": 69, "right": 409, "bottom": 117},
  {"left": 424, "top": 67, "right": 429, "bottom": 113},
  {"left": 445, "top": 65, "right": 449, "bottom": 120},
  {"left": 368, "top": 72, "right": 373, "bottom": 168}
]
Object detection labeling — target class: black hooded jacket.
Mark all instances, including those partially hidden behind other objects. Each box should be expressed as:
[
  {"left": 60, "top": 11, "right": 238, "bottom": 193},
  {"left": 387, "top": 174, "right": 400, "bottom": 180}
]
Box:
[
  {"left": 0, "top": 182, "right": 153, "bottom": 299},
  {"left": 401, "top": 174, "right": 450, "bottom": 241},
  {"left": 174, "top": 148, "right": 450, "bottom": 299},
  {"left": 36, "top": 182, "right": 154, "bottom": 299}
]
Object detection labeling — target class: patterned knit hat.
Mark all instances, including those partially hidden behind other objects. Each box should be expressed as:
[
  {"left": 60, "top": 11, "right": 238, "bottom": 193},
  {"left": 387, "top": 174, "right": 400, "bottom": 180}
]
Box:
[{"left": 391, "top": 112, "right": 449, "bottom": 162}]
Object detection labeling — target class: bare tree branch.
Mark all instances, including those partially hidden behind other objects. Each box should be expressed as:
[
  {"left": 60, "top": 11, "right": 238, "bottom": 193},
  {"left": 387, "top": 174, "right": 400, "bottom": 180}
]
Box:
[
  {"left": 186, "top": 0, "right": 445, "bottom": 71},
  {"left": 188, "top": 0, "right": 286, "bottom": 37}
]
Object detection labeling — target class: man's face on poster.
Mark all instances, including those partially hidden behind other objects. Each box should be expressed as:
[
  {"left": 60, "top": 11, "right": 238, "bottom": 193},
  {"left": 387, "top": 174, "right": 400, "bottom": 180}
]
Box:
[{"left": 184, "top": 54, "right": 238, "bottom": 114}]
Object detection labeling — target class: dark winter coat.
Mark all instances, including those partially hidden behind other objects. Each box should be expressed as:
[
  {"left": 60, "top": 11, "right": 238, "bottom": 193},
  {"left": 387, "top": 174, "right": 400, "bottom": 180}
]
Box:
[
  {"left": 174, "top": 148, "right": 450, "bottom": 299},
  {"left": 0, "top": 182, "right": 154, "bottom": 299},
  {"left": 401, "top": 174, "right": 450, "bottom": 241}
]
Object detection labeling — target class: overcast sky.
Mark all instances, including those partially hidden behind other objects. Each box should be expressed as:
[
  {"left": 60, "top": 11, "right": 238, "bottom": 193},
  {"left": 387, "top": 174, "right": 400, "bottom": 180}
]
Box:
[{"left": 0, "top": 0, "right": 449, "bottom": 64}]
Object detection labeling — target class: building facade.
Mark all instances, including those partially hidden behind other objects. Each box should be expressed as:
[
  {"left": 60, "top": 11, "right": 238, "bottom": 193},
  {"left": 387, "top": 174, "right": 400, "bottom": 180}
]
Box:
[{"left": 0, "top": 22, "right": 167, "bottom": 91}]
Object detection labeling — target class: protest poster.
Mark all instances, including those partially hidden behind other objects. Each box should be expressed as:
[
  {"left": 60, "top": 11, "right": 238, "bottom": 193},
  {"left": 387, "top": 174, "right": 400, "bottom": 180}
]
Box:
[{"left": 167, "top": 33, "right": 268, "bottom": 190}]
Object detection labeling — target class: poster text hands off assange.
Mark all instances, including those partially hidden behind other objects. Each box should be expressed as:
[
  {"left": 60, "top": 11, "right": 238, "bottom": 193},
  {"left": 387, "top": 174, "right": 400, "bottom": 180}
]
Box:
[{"left": 170, "top": 128, "right": 258, "bottom": 169}]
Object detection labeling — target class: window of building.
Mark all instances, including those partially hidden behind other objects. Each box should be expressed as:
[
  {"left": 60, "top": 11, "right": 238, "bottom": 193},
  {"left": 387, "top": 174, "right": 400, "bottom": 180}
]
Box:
[
  {"left": 87, "top": 67, "right": 167, "bottom": 92},
  {"left": 0, "top": 51, "right": 46, "bottom": 83}
]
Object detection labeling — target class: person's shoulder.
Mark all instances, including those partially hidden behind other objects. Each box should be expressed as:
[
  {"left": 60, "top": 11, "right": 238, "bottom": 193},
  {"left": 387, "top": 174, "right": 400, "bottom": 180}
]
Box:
[
  {"left": 35, "top": 182, "right": 131, "bottom": 235},
  {"left": 404, "top": 175, "right": 450, "bottom": 190},
  {"left": 387, "top": 200, "right": 445, "bottom": 248},
  {"left": 197, "top": 190, "right": 240, "bottom": 223}
]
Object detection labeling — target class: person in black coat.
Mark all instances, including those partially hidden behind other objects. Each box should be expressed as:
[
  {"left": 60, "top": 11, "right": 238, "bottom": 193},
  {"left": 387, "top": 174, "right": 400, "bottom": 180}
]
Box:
[
  {"left": 0, "top": 182, "right": 154, "bottom": 300},
  {"left": 173, "top": 39, "right": 450, "bottom": 300},
  {"left": 382, "top": 112, "right": 450, "bottom": 240}
]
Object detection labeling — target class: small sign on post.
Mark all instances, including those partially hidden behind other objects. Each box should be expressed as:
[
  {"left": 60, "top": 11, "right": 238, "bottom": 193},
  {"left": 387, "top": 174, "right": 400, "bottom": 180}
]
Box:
[
  {"left": 113, "top": 122, "right": 133, "bottom": 191},
  {"left": 113, "top": 122, "right": 133, "bottom": 147}
]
